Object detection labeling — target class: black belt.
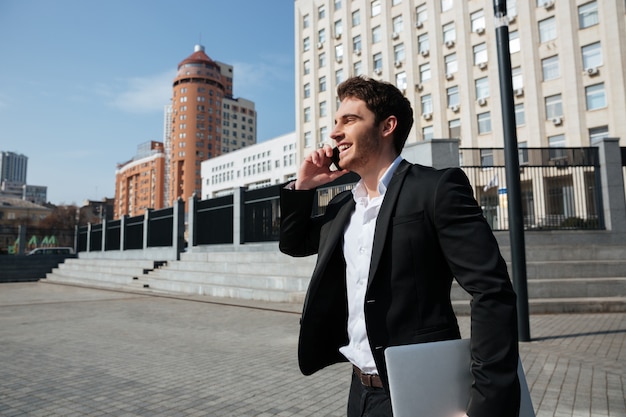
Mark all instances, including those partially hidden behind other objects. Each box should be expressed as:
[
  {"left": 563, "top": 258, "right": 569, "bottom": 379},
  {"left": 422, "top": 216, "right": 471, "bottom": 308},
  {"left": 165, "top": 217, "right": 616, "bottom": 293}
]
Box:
[{"left": 353, "top": 365, "right": 383, "bottom": 388}]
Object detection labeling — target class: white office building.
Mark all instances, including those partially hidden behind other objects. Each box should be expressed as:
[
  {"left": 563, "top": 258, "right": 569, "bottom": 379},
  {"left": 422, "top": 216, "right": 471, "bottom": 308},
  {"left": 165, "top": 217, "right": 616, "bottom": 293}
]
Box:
[
  {"left": 201, "top": 132, "right": 298, "bottom": 199},
  {"left": 294, "top": 0, "right": 626, "bottom": 161}
]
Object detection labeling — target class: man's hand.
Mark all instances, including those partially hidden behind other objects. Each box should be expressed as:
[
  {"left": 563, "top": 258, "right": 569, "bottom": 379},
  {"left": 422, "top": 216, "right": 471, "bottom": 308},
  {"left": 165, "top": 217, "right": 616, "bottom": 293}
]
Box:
[{"left": 295, "top": 145, "right": 348, "bottom": 190}]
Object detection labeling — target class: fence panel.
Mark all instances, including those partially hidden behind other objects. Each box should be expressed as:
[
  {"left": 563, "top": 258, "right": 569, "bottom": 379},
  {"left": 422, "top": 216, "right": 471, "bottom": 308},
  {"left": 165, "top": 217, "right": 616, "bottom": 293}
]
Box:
[
  {"left": 90, "top": 223, "right": 103, "bottom": 251},
  {"left": 195, "top": 195, "right": 233, "bottom": 245},
  {"left": 105, "top": 220, "right": 121, "bottom": 251},
  {"left": 148, "top": 207, "right": 173, "bottom": 247},
  {"left": 124, "top": 215, "right": 144, "bottom": 250},
  {"left": 244, "top": 184, "right": 281, "bottom": 243},
  {"left": 460, "top": 148, "right": 603, "bottom": 231}
]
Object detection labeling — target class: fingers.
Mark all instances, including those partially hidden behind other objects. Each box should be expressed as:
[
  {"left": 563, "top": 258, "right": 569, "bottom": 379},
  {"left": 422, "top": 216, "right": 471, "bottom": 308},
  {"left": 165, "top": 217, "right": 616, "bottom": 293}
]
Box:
[{"left": 306, "top": 144, "right": 334, "bottom": 167}]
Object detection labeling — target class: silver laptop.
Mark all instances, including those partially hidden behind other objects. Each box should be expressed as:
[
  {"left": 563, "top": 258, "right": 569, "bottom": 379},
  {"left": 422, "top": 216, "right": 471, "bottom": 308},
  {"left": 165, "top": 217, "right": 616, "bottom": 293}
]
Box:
[{"left": 384, "top": 339, "right": 535, "bottom": 417}]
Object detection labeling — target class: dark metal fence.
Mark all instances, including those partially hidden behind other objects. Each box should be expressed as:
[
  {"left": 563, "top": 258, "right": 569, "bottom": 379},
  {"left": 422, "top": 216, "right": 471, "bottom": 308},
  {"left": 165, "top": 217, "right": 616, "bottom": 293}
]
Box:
[
  {"left": 193, "top": 195, "right": 234, "bottom": 245},
  {"left": 460, "top": 148, "right": 603, "bottom": 231},
  {"left": 243, "top": 184, "right": 282, "bottom": 243},
  {"left": 73, "top": 147, "right": 610, "bottom": 255}
]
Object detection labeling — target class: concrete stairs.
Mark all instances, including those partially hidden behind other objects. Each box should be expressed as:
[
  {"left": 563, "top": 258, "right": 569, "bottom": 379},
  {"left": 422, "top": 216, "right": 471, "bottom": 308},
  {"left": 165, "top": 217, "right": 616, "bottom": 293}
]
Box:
[{"left": 44, "top": 243, "right": 626, "bottom": 314}]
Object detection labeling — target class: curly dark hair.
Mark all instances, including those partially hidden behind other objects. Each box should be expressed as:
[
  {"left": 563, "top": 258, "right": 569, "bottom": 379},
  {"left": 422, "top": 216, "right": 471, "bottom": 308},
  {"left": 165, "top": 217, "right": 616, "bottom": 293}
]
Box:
[{"left": 337, "top": 76, "right": 414, "bottom": 154}]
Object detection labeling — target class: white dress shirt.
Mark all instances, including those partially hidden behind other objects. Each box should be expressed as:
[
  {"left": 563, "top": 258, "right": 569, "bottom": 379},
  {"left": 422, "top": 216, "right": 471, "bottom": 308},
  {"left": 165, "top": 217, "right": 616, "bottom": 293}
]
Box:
[{"left": 339, "top": 156, "right": 403, "bottom": 374}]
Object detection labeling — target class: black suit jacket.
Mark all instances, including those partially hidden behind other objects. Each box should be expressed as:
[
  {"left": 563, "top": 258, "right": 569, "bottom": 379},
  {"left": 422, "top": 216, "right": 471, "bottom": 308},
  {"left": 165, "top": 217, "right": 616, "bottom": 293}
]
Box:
[{"left": 279, "top": 160, "right": 520, "bottom": 417}]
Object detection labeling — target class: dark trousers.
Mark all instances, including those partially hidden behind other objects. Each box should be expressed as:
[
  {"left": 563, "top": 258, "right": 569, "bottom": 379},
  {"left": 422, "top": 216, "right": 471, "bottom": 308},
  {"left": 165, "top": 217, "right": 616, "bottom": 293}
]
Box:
[{"left": 347, "top": 371, "right": 393, "bottom": 417}]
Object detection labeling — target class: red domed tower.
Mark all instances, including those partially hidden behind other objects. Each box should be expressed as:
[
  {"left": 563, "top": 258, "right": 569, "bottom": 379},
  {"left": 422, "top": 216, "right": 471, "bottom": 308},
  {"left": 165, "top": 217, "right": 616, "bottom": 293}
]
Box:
[{"left": 167, "top": 44, "right": 233, "bottom": 206}]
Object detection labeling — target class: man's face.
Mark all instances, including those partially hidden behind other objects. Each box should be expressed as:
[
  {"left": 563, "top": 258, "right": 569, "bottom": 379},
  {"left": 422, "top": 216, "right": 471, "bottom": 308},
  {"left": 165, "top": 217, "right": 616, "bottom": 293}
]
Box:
[{"left": 330, "top": 97, "right": 383, "bottom": 174}]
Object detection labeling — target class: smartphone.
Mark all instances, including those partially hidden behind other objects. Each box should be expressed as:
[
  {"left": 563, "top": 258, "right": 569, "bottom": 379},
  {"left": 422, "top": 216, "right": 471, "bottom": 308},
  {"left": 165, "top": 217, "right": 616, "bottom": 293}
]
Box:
[{"left": 331, "top": 147, "right": 342, "bottom": 170}]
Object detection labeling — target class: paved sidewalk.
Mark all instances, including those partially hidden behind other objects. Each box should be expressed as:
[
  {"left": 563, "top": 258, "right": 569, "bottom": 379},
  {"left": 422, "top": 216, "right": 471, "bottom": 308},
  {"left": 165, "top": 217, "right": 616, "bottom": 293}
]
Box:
[{"left": 0, "top": 282, "right": 624, "bottom": 417}]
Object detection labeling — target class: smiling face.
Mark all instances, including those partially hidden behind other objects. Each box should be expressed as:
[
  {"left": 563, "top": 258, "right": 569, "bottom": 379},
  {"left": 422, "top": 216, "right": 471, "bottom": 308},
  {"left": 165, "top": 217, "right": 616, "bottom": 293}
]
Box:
[
  {"left": 330, "top": 97, "right": 382, "bottom": 175},
  {"left": 330, "top": 97, "right": 398, "bottom": 181}
]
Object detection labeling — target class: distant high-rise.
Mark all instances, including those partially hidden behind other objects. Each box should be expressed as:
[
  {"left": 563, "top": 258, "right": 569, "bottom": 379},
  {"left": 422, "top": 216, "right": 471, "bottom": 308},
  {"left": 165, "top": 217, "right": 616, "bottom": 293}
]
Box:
[
  {"left": 114, "top": 141, "right": 166, "bottom": 218},
  {"left": 0, "top": 151, "right": 28, "bottom": 184},
  {"left": 166, "top": 45, "right": 256, "bottom": 207}
]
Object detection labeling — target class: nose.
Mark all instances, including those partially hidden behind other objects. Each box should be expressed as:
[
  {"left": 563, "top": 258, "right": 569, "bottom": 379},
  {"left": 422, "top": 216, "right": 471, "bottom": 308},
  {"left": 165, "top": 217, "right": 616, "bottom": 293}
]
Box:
[{"left": 330, "top": 124, "right": 343, "bottom": 143}]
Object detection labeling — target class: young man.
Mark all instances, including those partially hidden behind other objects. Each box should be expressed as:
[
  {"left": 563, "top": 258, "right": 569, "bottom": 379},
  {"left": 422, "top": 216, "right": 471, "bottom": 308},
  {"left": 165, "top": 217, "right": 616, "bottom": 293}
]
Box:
[{"left": 280, "top": 76, "right": 520, "bottom": 417}]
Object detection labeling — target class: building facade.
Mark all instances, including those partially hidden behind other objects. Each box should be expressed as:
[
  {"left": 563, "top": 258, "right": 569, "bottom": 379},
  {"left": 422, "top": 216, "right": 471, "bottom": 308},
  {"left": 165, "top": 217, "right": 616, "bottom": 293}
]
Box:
[
  {"left": 294, "top": 0, "right": 626, "bottom": 160},
  {"left": 114, "top": 141, "right": 166, "bottom": 218},
  {"left": 201, "top": 132, "right": 298, "bottom": 199},
  {"left": 166, "top": 45, "right": 256, "bottom": 207}
]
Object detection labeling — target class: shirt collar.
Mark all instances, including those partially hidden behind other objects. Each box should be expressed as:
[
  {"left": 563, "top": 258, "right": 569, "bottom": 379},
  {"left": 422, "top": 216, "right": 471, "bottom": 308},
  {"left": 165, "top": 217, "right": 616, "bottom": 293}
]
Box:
[{"left": 352, "top": 155, "right": 403, "bottom": 201}]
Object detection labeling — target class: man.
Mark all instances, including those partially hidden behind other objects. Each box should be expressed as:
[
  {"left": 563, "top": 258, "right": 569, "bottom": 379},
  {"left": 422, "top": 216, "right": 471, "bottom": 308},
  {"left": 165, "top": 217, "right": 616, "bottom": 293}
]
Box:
[{"left": 280, "top": 76, "right": 520, "bottom": 417}]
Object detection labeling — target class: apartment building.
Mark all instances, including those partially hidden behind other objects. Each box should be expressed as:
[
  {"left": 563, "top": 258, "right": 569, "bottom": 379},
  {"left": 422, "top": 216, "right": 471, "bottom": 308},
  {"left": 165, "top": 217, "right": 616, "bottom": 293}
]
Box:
[
  {"left": 294, "top": 0, "right": 626, "bottom": 161},
  {"left": 166, "top": 45, "right": 256, "bottom": 207},
  {"left": 114, "top": 141, "right": 166, "bottom": 218}
]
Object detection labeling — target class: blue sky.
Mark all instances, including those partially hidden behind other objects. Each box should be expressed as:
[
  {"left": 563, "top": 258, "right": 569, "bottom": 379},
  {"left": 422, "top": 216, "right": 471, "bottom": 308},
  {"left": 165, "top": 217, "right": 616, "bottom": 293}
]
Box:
[{"left": 0, "top": 0, "right": 295, "bottom": 205}]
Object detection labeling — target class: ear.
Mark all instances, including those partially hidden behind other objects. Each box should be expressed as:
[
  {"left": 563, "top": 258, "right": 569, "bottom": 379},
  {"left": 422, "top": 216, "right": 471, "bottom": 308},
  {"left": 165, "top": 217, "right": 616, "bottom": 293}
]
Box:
[{"left": 380, "top": 115, "right": 398, "bottom": 139}]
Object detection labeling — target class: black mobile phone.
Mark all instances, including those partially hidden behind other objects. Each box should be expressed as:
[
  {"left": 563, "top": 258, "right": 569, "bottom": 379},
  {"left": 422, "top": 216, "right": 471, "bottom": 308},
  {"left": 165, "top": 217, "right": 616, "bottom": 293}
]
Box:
[{"left": 331, "top": 147, "right": 342, "bottom": 170}]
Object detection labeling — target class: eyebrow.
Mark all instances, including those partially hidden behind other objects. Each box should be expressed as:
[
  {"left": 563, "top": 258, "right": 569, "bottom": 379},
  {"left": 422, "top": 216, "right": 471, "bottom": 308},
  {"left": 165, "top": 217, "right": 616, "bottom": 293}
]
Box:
[{"left": 335, "top": 112, "right": 363, "bottom": 124}]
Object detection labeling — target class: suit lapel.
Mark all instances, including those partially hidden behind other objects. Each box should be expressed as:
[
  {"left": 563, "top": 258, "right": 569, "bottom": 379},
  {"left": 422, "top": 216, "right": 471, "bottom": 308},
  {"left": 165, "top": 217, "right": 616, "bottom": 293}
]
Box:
[{"left": 367, "top": 160, "right": 411, "bottom": 289}]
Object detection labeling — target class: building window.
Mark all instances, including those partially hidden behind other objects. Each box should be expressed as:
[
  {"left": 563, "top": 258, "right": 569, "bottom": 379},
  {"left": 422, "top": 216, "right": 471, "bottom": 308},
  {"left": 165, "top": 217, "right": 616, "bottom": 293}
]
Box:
[
  {"left": 303, "top": 37, "right": 310, "bottom": 52},
  {"left": 319, "top": 76, "right": 327, "bottom": 92},
  {"left": 509, "top": 30, "right": 520, "bottom": 53},
  {"left": 304, "top": 60, "right": 311, "bottom": 75},
  {"left": 392, "top": 0, "right": 401, "bottom": 5},
  {"left": 354, "top": 60, "right": 363, "bottom": 76},
  {"left": 319, "top": 126, "right": 328, "bottom": 144},
  {"left": 335, "top": 44, "right": 344, "bottom": 62},
  {"left": 478, "top": 112, "right": 492, "bottom": 134},
  {"left": 545, "top": 94, "right": 563, "bottom": 119},
  {"left": 304, "top": 107, "right": 311, "bottom": 123},
  {"left": 421, "top": 94, "right": 433, "bottom": 114},
  {"left": 548, "top": 134, "right": 566, "bottom": 160},
  {"left": 418, "top": 33, "right": 429, "bottom": 54},
  {"left": 352, "top": 10, "right": 361, "bottom": 26},
  {"left": 396, "top": 72, "right": 407, "bottom": 91},
  {"left": 318, "top": 4, "right": 326, "bottom": 19},
  {"left": 304, "top": 131, "right": 312, "bottom": 148},
  {"left": 393, "top": 15, "right": 403, "bottom": 34},
  {"left": 373, "top": 52, "right": 383, "bottom": 71},
  {"left": 336, "top": 68, "right": 344, "bottom": 85},
  {"left": 334, "top": 20, "right": 343, "bottom": 38},
  {"left": 319, "top": 52, "right": 326, "bottom": 68},
  {"left": 512, "top": 67, "right": 523, "bottom": 90},
  {"left": 445, "top": 53, "right": 458, "bottom": 75},
  {"left": 416, "top": 4, "right": 428, "bottom": 26},
  {"left": 419, "top": 63, "right": 431, "bottom": 83},
  {"left": 319, "top": 101, "right": 327, "bottom": 117},
  {"left": 423, "top": 125, "right": 434, "bottom": 140},
  {"left": 589, "top": 126, "right": 608, "bottom": 145},
  {"left": 303, "top": 14, "right": 310, "bottom": 29},
  {"left": 471, "top": 10, "right": 485, "bottom": 32},
  {"left": 473, "top": 43, "right": 488, "bottom": 65},
  {"left": 335, "top": 0, "right": 342, "bottom": 10},
  {"left": 539, "top": 17, "right": 557, "bottom": 43},
  {"left": 441, "top": 0, "right": 453, "bottom": 12},
  {"left": 318, "top": 28, "right": 326, "bottom": 44},
  {"left": 447, "top": 85, "right": 459, "bottom": 107},
  {"left": 372, "top": 25, "right": 382, "bottom": 43},
  {"left": 480, "top": 148, "right": 493, "bottom": 166},
  {"left": 443, "top": 22, "right": 456, "bottom": 43},
  {"left": 304, "top": 83, "right": 311, "bottom": 98},
  {"left": 579, "top": 1, "right": 598, "bottom": 29},
  {"left": 542, "top": 55, "right": 559, "bottom": 80},
  {"left": 582, "top": 42, "right": 602, "bottom": 69},
  {"left": 585, "top": 83, "right": 606, "bottom": 110},
  {"left": 449, "top": 119, "right": 461, "bottom": 138},
  {"left": 475, "top": 77, "right": 489, "bottom": 99},
  {"left": 353, "top": 35, "right": 362, "bottom": 52},
  {"left": 371, "top": 0, "right": 381, "bottom": 16},
  {"left": 394, "top": 43, "right": 405, "bottom": 62}
]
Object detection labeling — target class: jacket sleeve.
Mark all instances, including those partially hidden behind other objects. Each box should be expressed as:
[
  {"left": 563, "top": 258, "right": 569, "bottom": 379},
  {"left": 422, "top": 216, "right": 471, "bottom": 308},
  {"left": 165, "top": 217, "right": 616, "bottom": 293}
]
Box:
[
  {"left": 279, "top": 186, "right": 322, "bottom": 258},
  {"left": 432, "top": 168, "right": 520, "bottom": 417}
]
